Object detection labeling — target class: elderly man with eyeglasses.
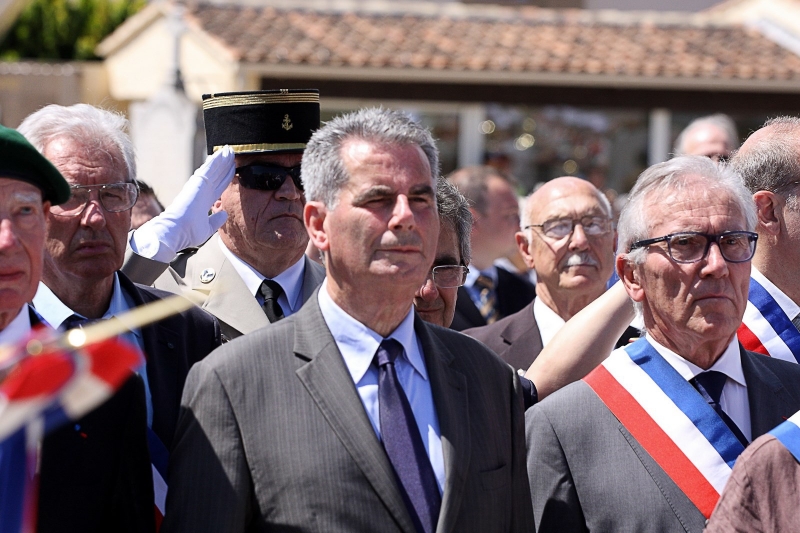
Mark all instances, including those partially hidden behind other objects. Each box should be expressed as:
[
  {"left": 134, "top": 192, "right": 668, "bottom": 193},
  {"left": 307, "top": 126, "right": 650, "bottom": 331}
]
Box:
[
  {"left": 17, "top": 104, "right": 223, "bottom": 530},
  {"left": 526, "top": 156, "right": 800, "bottom": 533},
  {"left": 465, "top": 177, "right": 637, "bottom": 373}
]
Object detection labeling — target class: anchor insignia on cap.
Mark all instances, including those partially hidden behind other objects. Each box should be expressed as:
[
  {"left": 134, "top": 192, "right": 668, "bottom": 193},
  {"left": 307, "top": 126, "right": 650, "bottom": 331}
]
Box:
[{"left": 282, "top": 114, "right": 293, "bottom": 131}]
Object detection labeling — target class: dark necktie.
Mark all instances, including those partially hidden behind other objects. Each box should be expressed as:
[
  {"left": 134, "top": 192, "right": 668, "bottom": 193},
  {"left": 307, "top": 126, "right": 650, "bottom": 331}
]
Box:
[
  {"left": 792, "top": 313, "right": 800, "bottom": 334},
  {"left": 62, "top": 313, "right": 92, "bottom": 331},
  {"left": 259, "top": 280, "right": 285, "bottom": 323},
  {"left": 474, "top": 274, "right": 498, "bottom": 324},
  {"left": 375, "top": 339, "right": 441, "bottom": 533},
  {"left": 691, "top": 370, "right": 748, "bottom": 447}
]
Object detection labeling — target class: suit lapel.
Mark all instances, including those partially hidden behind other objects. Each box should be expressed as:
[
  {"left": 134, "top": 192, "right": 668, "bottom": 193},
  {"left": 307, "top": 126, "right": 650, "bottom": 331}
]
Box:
[
  {"left": 742, "top": 348, "right": 800, "bottom": 438},
  {"left": 293, "top": 297, "right": 417, "bottom": 533},
  {"left": 499, "top": 303, "right": 543, "bottom": 370},
  {"left": 187, "top": 237, "right": 269, "bottom": 336},
  {"left": 415, "top": 317, "right": 469, "bottom": 533}
]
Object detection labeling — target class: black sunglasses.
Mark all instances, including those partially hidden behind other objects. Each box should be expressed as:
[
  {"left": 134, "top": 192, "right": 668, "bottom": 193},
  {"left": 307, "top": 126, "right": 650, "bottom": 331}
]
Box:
[{"left": 235, "top": 164, "right": 303, "bottom": 192}]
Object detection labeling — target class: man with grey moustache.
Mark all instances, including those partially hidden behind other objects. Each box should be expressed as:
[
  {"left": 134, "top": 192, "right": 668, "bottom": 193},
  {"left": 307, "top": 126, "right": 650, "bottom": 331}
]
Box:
[{"left": 465, "top": 177, "right": 637, "bottom": 372}]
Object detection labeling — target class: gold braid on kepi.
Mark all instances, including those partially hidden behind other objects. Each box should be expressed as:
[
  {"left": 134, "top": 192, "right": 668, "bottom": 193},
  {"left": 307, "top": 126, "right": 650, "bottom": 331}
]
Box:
[{"left": 202, "top": 89, "right": 320, "bottom": 155}]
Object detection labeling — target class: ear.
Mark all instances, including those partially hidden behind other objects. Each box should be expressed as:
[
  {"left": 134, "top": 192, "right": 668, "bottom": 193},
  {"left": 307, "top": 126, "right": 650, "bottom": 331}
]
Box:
[
  {"left": 516, "top": 231, "right": 535, "bottom": 269},
  {"left": 618, "top": 254, "right": 645, "bottom": 304},
  {"left": 211, "top": 198, "right": 223, "bottom": 213},
  {"left": 752, "top": 190, "right": 782, "bottom": 237},
  {"left": 304, "top": 201, "right": 329, "bottom": 252}
]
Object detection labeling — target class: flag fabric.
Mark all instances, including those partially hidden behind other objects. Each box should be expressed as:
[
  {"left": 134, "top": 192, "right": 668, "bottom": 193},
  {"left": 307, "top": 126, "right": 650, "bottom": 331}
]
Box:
[{"left": 0, "top": 333, "right": 141, "bottom": 533}]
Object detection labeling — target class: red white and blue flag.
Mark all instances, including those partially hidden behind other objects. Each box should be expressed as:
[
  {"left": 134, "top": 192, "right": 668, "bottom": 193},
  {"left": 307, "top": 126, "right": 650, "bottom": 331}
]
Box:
[
  {"left": 738, "top": 275, "right": 800, "bottom": 363},
  {"left": 0, "top": 333, "right": 140, "bottom": 533},
  {"left": 584, "top": 338, "right": 746, "bottom": 519}
]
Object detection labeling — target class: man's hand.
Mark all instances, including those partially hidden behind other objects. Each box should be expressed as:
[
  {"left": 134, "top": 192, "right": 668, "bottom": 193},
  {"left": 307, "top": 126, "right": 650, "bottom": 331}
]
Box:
[{"left": 130, "top": 146, "right": 235, "bottom": 263}]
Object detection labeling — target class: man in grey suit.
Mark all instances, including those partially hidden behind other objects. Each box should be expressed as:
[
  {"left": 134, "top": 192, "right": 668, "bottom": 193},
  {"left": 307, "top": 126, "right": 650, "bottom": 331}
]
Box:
[
  {"left": 162, "top": 108, "right": 533, "bottom": 533},
  {"left": 528, "top": 156, "right": 800, "bottom": 532},
  {"left": 123, "top": 90, "right": 326, "bottom": 339},
  {"left": 465, "top": 177, "right": 633, "bottom": 372}
]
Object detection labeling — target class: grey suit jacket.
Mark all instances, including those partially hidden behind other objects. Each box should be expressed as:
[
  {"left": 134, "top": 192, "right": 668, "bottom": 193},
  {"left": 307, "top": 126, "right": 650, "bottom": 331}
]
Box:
[
  {"left": 162, "top": 292, "right": 533, "bottom": 533},
  {"left": 464, "top": 301, "right": 542, "bottom": 372},
  {"left": 527, "top": 347, "right": 800, "bottom": 533},
  {"left": 122, "top": 234, "right": 326, "bottom": 340}
]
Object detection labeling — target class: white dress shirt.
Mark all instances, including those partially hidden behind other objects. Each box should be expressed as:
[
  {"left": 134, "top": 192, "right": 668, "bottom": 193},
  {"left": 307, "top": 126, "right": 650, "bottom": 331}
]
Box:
[
  {"left": 33, "top": 275, "right": 151, "bottom": 426},
  {"left": 533, "top": 297, "right": 566, "bottom": 348},
  {"left": 0, "top": 306, "right": 32, "bottom": 346},
  {"left": 647, "top": 334, "right": 751, "bottom": 442},
  {"left": 317, "top": 279, "right": 445, "bottom": 494},
  {"left": 219, "top": 239, "right": 305, "bottom": 317}
]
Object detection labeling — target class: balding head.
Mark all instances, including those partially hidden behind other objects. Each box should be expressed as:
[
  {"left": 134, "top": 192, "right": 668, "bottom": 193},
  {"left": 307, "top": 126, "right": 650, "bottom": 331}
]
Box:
[
  {"left": 674, "top": 114, "right": 739, "bottom": 162},
  {"left": 730, "top": 116, "right": 800, "bottom": 302},
  {"left": 517, "top": 177, "right": 615, "bottom": 320}
]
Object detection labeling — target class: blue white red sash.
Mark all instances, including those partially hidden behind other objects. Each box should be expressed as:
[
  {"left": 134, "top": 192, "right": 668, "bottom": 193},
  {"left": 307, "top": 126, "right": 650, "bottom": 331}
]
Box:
[
  {"left": 769, "top": 410, "right": 800, "bottom": 463},
  {"left": 584, "top": 338, "right": 746, "bottom": 518},
  {"left": 738, "top": 277, "right": 800, "bottom": 363},
  {"left": 147, "top": 427, "right": 169, "bottom": 529}
]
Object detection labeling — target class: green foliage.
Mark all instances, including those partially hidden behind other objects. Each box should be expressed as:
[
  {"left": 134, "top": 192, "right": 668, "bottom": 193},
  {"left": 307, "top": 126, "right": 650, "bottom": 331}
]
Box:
[{"left": 0, "top": 0, "right": 145, "bottom": 60}]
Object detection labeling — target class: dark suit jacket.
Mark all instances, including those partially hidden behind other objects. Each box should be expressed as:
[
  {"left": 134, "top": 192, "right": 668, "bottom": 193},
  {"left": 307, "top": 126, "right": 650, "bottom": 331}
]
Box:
[
  {"left": 465, "top": 300, "right": 639, "bottom": 372},
  {"left": 450, "top": 266, "right": 535, "bottom": 331},
  {"left": 162, "top": 293, "right": 533, "bottom": 533},
  {"left": 38, "top": 375, "right": 155, "bottom": 533},
  {"left": 36, "top": 272, "right": 222, "bottom": 533},
  {"left": 527, "top": 347, "right": 800, "bottom": 533},
  {"left": 118, "top": 272, "right": 223, "bottom": 450}
]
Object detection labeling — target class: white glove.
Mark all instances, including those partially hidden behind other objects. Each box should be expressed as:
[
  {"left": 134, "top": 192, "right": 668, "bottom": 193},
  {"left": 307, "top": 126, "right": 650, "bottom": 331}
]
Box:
[{"left": 130, "top": 146, "right": 235, "bottom": 263}]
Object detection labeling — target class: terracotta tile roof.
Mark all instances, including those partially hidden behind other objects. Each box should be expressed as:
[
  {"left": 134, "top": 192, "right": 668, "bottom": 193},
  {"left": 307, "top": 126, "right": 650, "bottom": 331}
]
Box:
[{"left": 185, "top": 2, "right": 800, "bottom": 82}]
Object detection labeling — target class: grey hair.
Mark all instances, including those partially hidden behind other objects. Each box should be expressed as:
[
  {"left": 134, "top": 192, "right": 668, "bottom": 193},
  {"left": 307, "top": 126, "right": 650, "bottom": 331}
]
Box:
[
  {"left": 617, "top": 156, "right": 756, "bottom": 321},
  {"left": 436, "top": 178, "right": 473, "bottom": 266},
  {"left": 730, "top": 116, "right": 800, "bottom": 207},
  {"left": 673, "top": 113, "right": 739, "bottom": 156},
  {"left": 302, "top": 107, "right": 439, "bottom": 208},
  {"left": 618, "top": 156, "right": 756, "bottom": 264},
  {"left": 18, "top": 104, "right": 136, "bottom": 183},
  {"left": 446, "top": 165, "right": 518, "bottom": 214}
]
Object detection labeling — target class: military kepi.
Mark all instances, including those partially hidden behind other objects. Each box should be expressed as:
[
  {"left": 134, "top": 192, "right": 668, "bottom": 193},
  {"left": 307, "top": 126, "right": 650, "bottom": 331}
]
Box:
[
  {"left": 0, "top": 124, "right": 71, "bottom": 205},
  {"left": 202, "top": 89, "right": 320, "bottom": 155}
]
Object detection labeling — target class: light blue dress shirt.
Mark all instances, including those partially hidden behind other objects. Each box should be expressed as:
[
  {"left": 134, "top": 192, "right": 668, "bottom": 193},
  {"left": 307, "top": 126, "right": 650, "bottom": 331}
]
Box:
[
  {"left": 317, "top": 280, "right": 445, "bottom": 494},
  {"left": 33, "top": 274, "right": 152, "bottom": 426}
]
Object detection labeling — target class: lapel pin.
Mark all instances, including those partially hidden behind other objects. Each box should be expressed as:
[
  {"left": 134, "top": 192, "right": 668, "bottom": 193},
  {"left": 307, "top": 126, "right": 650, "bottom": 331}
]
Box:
[{"left": 200, "top": 268, "right": 216, "bottom": 283}]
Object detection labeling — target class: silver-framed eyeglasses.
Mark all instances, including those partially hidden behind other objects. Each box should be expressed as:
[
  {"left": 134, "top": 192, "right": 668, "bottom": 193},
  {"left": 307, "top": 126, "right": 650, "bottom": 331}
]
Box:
[
  {"left": 431, "top": 265, "right": 469, "bottom": 288},
  {"left": 629, "top": 231, "right": 758, "bottom": 264},
  {"left": 51, "top": 183, "right": 139, "bottom": 217},
  {"left": 524, "top": 216, "right": 613, "bottom": 240}
]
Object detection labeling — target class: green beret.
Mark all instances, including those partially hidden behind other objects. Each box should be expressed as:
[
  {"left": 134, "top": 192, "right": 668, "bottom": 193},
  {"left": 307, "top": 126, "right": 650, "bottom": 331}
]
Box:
[
  {"left": 202, "top": 89, "right": 320, "bottom": 155},
  {"left": 0, "top": 124, "right": 70, "bottom": 205}
]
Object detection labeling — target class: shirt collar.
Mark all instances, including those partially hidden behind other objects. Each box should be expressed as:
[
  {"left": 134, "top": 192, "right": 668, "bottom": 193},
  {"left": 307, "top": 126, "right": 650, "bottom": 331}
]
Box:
[
  {"left": 751, "top": 266, "right": 800, "bottom": 319},
  {"left": 646, "top": 334, "right": 746, "bottom": 387},
  {"left": 317, "top": 278, "right": 426, "bottom": 385},
  {"left": 0, "top": 306, "right": 32, "bottom": 346},
  {"left": 218, "top": 238, "right": 306, "bottom": 312},
  {"left": 33, "top": 274, "right": 140, "bottom": 339},
  {"left": 533, "top": 297, "right": 566, "bottom": 348}
]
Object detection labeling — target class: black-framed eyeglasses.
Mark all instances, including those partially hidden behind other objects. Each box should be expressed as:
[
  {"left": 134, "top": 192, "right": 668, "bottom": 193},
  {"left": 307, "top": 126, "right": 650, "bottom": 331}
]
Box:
[
  {"left": 430, "top": 265, "right": 469, "bottom": 288},
  {"left": 524, "top": 216, "right": 613, "bottom": 240},
  {"left": 629, "top": 231, "right": 758, "bottom": 264},
  {"left": 236, "top": 164, "right": 303, "bottom": 192},
  {"left": 51, "top": 182, "right": 139, "bottom": 217}
]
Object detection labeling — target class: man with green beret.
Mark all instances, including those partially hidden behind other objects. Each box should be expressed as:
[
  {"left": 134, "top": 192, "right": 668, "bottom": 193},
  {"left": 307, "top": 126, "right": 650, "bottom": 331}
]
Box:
[{"left": 123, "top": 89, "right": 326, "bottom": 340}]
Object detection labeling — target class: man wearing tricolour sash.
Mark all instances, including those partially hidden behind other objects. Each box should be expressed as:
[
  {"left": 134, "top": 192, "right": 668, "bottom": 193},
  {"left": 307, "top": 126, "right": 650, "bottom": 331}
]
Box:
[
  {"left": 730, "top": 117, "right": 800, "bottom": 363},
  {"left": 527, "top": 156, "right": 800, "bottom": 533}
]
